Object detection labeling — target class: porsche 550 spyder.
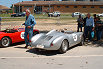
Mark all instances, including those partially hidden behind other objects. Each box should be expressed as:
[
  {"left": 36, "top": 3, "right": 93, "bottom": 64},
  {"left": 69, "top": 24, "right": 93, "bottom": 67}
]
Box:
[
  {"left": 0, "top": 28, "right": 39, "bottom": 47},
  {"left": 31, "top": 29, "right": 84, "bottom": 53}
]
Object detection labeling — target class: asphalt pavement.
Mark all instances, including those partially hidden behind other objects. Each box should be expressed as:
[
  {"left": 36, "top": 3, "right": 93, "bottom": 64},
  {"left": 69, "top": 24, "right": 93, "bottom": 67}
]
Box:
[{"left": 0, "top": 42, "right": 103, "bottom": 69}]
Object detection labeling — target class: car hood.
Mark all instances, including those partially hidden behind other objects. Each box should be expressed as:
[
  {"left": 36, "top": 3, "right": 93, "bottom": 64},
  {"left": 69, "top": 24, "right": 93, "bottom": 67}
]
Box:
[
  {"left": 48, "top": 13, "right": 53, "bottom": 14},
  {"left": 31, "top": 30, "right": 64, "bottom": 47}
]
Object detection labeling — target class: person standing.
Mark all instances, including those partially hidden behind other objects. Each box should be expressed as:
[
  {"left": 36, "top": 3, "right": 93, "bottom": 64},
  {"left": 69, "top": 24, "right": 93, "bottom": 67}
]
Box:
[
  {"left": 93, "top": 14, "right": 97, "bottom": 24},
  {"left": 77, "top": 15, "right": 84, "bottom": 32},
  {"left": 84, "top": 13, "right": 95, "bottom": 41},
  {"left": 23, "top": 9, "right": 36, "bottom": 48},
  {"left": 83, "top": 15, "right": 88, "bottom": 32},
  {"left": 95, "top": 17, "right": 103, "bottom": 41},
  {"left": 83, "top": 16, "right": 87, "bottom": 27}
]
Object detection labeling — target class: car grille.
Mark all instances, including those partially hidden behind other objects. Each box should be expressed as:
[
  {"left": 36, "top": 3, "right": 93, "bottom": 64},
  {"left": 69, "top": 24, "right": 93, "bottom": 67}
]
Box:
[{"left": 45, "top": 36, "right": 53, "bottom": 41}]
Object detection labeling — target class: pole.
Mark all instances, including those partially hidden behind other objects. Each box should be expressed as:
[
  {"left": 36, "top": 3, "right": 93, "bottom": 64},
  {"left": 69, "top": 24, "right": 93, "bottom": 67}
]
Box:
[
  {"left": 19, "top": 0, "right": 20, "bottom": 13},
  {"left": 13, "top": 4, "right": 14, "bottom": 14},
  {"left": 49, "top": 2, "right": 50, "bottom": 13},
  {"left": 34, "top": 4, "right": 36, "bottom": 13}
]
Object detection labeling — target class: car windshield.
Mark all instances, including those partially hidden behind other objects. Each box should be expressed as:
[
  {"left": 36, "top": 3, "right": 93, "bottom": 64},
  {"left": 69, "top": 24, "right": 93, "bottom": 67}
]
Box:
[
  {"left": 18, "top": 28, "right": 25, "bottom": 31},
  {"left": 3, "top": 29, "right": 18, "bottom": 33}
]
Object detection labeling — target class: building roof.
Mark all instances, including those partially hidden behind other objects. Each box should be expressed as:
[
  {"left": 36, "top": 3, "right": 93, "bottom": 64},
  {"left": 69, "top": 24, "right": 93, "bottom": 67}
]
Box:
[
  {"left": 14, "top": 1, "right": 103, "bottom": 6},
  {"left": 0, "top": 5, "right": 11, "bottom": 10}
]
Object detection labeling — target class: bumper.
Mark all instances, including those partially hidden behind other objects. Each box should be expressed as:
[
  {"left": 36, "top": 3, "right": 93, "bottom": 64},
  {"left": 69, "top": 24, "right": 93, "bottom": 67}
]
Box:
[{"left": 31, "top": 44, "right": 60, "bottom": 50}]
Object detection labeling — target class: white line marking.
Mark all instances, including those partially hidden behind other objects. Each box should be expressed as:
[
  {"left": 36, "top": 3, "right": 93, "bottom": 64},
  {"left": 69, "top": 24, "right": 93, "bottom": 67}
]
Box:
[{"left": 0, "top": 55, "right": 103, "bottom": 59}]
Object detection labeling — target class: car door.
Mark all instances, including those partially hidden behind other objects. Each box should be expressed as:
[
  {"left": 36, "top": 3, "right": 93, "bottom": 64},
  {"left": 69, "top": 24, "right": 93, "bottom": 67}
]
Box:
[
  {"left": 16, "top": 31, "right": 25, "bottom": 42},
  {"left": 16, "top": 13, "right": 19, "bottom": 17},
  {"left": 11, "top": 31, "right": 25, "bottom": 43},
  {"left": 66, "top": 33, "right": 76, "bottom": 47},
  {"left": 53, "top": 12, "right": 57, "bottom": 16},
  {"left": 69, "top": 33, "right": 79, "bottom": 46}
]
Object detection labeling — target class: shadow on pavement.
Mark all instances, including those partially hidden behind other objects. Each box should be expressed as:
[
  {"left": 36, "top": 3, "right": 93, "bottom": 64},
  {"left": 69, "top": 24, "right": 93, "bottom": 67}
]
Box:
[
  {"left": 11, "top": 41, "right": 26, "bottom": 49},
  {"left": 0, "top": 41, "right": 25, "bottom": 48},
  {"left": 26, "top": 48, "right": 60, "bottom": 56},
  {"left": 92, "top": 40, "right": 103, "bottom": 47},
  {"left": 83, "top": 39, "right": 103, "bottom": 47},
  {"left": 26, "top": 45, "right": 79, "bottom": 56},
  {"left": 14, "top": 46, "right": 26, "bottom": 49},
  {"left": 11, "top": 41, "right": 25, "bottom": 46}
]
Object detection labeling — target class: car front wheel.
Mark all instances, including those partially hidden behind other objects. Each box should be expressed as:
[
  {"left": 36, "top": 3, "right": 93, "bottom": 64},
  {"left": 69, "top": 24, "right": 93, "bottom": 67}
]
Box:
[
  {"left": 57, "top": 15, "right": 60, "bottom": 17},
  {"left": 59, "top": 40, "right": 68, "bottom": 54},
  {"left": 0, "top": 37, "right": 11, "bottom": 47}
]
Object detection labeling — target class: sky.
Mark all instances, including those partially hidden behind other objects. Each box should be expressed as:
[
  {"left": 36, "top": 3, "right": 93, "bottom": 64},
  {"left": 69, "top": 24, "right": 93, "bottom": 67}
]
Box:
[{"left": 0, "top": 0, "right": 32, "bottom": 8}]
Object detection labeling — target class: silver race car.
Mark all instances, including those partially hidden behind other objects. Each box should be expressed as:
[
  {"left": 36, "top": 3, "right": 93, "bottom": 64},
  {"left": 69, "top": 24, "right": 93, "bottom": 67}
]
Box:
[{"left": 31, "top": 29, "right": 84, "bottom": 53}]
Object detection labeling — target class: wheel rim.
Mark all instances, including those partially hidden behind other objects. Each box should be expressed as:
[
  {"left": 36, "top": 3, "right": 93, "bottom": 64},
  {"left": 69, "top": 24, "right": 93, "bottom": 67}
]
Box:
[
  {"left": 2, "top": 37, "right": 10, "bottom": 47},
  {"left": 62, "top": 40, "right": 68, "bottom": 51}
]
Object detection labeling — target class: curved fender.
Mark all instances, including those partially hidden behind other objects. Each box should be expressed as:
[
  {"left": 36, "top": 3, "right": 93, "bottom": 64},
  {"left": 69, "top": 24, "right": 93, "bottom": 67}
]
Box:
[
  {"left": 52, "top": 35, "right": 69, "bottom": 50},
  {"left": 31, "top": 33, "right": 44, "bottom": 42},
  {"left": 0, "top": 35, "right": 4, "bottom": 40}
]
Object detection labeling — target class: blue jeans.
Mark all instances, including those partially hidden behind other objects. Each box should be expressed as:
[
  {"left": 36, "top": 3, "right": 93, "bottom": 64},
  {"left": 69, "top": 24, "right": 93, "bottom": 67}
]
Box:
[
  {"left": 24, "top": 29, "right": 33, "bottom": 46},
  {"left": 96, "top": 30, "right": 102, "bottom": 41},
  {"left": 84, "top": 26, "right": 94, "bottom": 41}
]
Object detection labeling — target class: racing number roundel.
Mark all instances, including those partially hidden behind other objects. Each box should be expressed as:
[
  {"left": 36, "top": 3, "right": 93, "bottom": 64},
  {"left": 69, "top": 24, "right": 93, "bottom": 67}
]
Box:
[
  {"left": 21, "top": 32, "right": 25, "bottom": 39},
  {"left": 72, "top": 34, "right": 77, "bottom": 41}
]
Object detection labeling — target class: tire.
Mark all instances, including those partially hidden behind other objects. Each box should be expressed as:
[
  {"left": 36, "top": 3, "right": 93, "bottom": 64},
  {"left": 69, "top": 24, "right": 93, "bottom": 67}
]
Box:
[
  {"left": 79, "top": 36, "right": 84, "bottom": 46},
  {"left": 57, "top": 15, "right": 60, "bottom": 17},
  {"left": 48, "top": 14, "right": 50, "bottom": 17},
  {"left": 0, "top": 37, "right": 11, "bottom": 47},
  {"left": 59, "top": 40, "right": 69, "bottom": 54},
  {"left": 11, "top": 15, "right": 14, "bottom": 17}
]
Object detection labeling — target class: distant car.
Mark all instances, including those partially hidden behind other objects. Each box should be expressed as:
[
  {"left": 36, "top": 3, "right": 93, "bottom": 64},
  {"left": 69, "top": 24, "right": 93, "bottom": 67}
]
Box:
[
  {"left": 48, "top": 11, "right": 60, "bottom": 17},
  {"left": 0, "top": 28, "right": 39, "bottom": 47},
  {"left": 11, "top": 12, "right": 25, "bottom": 17},
  {"left": 31, "top": 29, "right": 84, "bottom": 53},
  {"left": 97, "top": 13, "right": 103, "bottom": 17},
  {"left": 72, "top": 12, "right": 85, "bottom": 17}
]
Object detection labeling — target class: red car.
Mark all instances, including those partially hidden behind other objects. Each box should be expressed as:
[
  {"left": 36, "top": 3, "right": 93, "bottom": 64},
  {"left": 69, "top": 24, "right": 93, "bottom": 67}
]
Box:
[{"left": 0, "top": 28, "right": 39, "bottom": 47}]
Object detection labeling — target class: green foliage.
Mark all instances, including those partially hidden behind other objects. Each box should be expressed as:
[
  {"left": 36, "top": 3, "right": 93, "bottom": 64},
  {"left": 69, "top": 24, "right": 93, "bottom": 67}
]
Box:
[
  {"left": 8, "top": 9, "right": 13, "bottom": 13},
  {"left": 0, "top": 14, "right": 11, "bottom": 17}
]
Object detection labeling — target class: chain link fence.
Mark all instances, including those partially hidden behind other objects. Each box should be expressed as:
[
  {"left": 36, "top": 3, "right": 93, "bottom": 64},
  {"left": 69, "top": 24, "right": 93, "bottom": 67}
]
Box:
[{"left": 0, "top": 16, "right": 77, "bottom": 32}]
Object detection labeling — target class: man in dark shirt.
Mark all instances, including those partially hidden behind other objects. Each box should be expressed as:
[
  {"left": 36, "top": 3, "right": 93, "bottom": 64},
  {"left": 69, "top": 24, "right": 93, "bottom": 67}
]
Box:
[
  {"left": 95, "top": 17, "right": 103, "bottom": 41},
  {"left": 77, "top": 15, "right": 84, "bottom": 32}
]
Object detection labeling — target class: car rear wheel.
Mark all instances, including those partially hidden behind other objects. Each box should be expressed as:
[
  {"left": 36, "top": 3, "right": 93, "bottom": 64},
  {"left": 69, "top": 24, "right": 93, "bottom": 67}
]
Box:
[
  {"left": 0, "top": 37, "right": 11, "bottom": 47},
  {"left": 59, "top": 40, "right": 68, "bottom": 54}
]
